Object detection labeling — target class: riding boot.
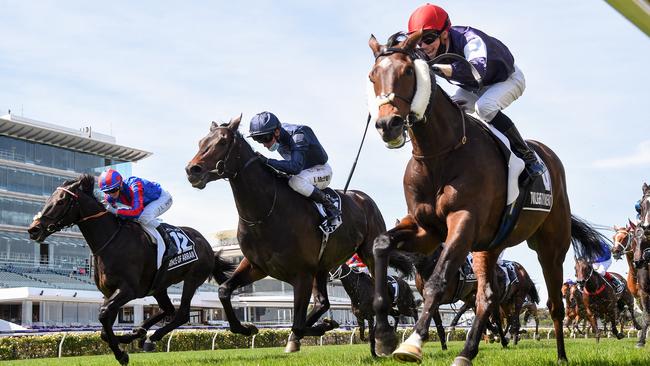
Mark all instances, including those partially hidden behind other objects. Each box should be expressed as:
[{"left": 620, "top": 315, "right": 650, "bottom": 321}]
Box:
[
  {"left": 490, "top": 111, "right": 545, "bottom": 181},
  {"left": 309, "top": 188, "right": 341, "bottom": 221},
  {"left": 156, "top": 225, "right": 178, "bottom": 262}
]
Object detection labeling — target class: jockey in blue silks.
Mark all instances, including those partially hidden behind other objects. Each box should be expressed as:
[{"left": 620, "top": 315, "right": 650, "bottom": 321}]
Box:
[
  {"left": 590, "top": 239, "right": 625, "bottom": 291},
  {"left": 98, "top": 169, "right": 177, "bottom": 260},
  {"left": 248, "top": 111, "right": 341, "bottom": 222}
]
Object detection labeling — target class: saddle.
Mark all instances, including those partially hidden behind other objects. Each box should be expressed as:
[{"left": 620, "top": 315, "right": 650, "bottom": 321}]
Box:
[
  {"left": 451, "top": 256, "right": 477, "bottom": 303},
  {"left": 471, "top": 121, "right": 553, "bottom": 251},
  {"left": 501, "top": 260, "right": 520, "bottom": 299}
]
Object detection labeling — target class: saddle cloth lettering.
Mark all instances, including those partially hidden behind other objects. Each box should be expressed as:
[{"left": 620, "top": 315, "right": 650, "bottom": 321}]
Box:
[
  {"left": 387, "top": 275, "right": 400, "bottom": 306},
  {"left": 158, "top": 223, "right": 199, "bottom": 271}
]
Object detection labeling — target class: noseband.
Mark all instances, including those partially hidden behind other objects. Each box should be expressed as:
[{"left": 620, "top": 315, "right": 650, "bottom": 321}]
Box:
[
  {"left": 613, "top": 229, "right": 633, "bottom": 254},
  {"left": 38, "top": 186, "right": 107, "bottom": 233}
]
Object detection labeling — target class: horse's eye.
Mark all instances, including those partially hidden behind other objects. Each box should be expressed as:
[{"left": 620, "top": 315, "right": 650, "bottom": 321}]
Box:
[
  {"left": 405, "top": 67, "right": 414, "bottom": 76},
  {"left": 217, "top": 139, "right": 227, "bottom": 145},
  {"left": 56, "top": 200, "right": 64, "bottom": 206}
]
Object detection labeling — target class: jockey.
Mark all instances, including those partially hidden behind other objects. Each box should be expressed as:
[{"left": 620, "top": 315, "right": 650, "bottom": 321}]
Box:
[
  {"left": 590, "top": 239, "right": 625, "bottom": 292},
  {"left": 248, "top": 111, "right": 341, "bottom": 222},
  {"left": 98, "top": 169, "right": 177, "bottom": 260},
  {"left": 346, "top": 253, "right": 369, "bottom": 274},
  {"left": 407, "top": 3, "right": 545, "bottom": 181}
]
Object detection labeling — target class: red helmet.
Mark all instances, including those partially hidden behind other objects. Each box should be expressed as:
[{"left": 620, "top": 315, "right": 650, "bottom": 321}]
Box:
[{"left": 408, "top": 4, "right": 451, "bottom": 34}]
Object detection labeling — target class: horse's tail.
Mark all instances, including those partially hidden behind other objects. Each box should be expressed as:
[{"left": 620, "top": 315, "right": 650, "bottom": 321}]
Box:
[
  {"left": 388, "top": 251, "right": 415, "bottom": 280},
  {"left": 517, "top": 263, "right": 540, "bottom": 304},
  {"left": 570, "top": 215, "right": 608, "bottom": 260},
  {"left": 211, "top": 250, "right": 235, "bottom": 285}
]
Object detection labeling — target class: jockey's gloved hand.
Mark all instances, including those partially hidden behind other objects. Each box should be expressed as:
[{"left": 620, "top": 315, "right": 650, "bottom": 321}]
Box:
[
  {"left": 105, "top": 205, "right": 118, "bottom": 215},
  {"left": 255, "top": 152, "right": 268, "bottom": 164}
]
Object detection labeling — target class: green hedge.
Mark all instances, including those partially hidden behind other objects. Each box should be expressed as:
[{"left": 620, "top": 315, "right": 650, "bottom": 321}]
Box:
[{"left": 0, "top": 326, "right": 594, "bottom": 361}]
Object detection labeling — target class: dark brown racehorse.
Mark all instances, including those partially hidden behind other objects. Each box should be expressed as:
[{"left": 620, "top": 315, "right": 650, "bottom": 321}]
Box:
[
  {"left": 612, "top": 223, "right": 643, "bottom": 307},
  {"left": 413, "top": 248, "right": 508, "bottom": 351},
  {"left": 519, "top": 297, "right": 541, "bottom": 341},
  {"left": 27, "top": 175, "right": 233, "bottom": 365},
  {"left": 367, "top": 31, "right": 606, "bottom": 365},
  {"left": 498, "top": 262, "right": 540, "bottom": 345},
  {"left": 574, "top": 259, "right": 640, "bottom": 342},
  {"left": 632, "top": 182, "right": 650, "bottom": 347},
  {"left": 185, "top": 116, "right": 411, "bottom": 352},
  {"left": 330, "top": 263, "right": 418, "bottom": 357}
]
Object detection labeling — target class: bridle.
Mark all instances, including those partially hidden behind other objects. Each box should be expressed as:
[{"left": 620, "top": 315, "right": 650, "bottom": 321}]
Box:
[
  {"left": 372, "top": 48, "right": 468, "bottom": 158},
  {"left": 207, "top": 126, "right": 277, "bottom": 226},
  {"left": 208, "top": 127, "right": 259, "bottom": 180},
  {"left": 329, "top": 264, "right": 354, "bottom": 281},
  {"left": 38, "top": 186, "right": 107, "bottom": 233},
  {"left": 613, "top": 228, "right": 634, "bottom": 255}
]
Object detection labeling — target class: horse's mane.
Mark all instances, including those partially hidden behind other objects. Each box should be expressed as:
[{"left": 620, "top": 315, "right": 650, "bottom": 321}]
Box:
[{"left": 64, "top": 174, "right": 104, "bottom": 207}]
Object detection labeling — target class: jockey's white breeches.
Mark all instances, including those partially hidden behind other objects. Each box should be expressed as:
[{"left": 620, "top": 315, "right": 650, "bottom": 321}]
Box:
[
  {"left": 592, "top": 258, "right": 612, "bottom": 276},
  {"left": 451, "top": 65, "right": 526, "bottom": 122},
  {"left": 288, "top": 163, "right": 333, "bottom": 197}
]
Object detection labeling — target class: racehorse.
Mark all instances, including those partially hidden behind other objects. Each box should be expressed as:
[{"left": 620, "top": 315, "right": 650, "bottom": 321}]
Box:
[
  {"left": 27, "top": 175, "right": 233, "bottom": 365},
  {"left": 413, "top": 248, "right": 507, "bottom": 351},
  {"left": 612, "top": 223, "right": 643, "bottom": 308},
  {"left": 562, "top": 282, "right": 588, "bottom": 336},
  {"left": 519, "top": 296, "right": 541, "bottom": 341},
  {"left": 330, "top": 263, "right": 418, "bottom": 356},
  {"left": 367, "top": 31, "right": 607, "bottom": 365},
  {"left": 574, "top": 259, "right": 640, "bottom": 342},
  {"left": 498, "top": 262, "right": 540, "bottom": 345},
  {"left": 185, "top": 116, "right": 411, "bottom": 352},
  {"left": 632, "top": 182, "right": 650, "bottom": 347}
]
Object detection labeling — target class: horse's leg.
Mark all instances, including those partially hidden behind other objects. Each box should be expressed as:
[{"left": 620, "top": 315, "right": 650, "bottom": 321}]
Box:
[
  {"left": 285, "top": 274, "right": 316, "bottom": 353},
  {"left": 145, "top": 279, "right": 202, "bottom": 350},
  {"left": 99, "top": 288, "right": 134, "bottom": 365},
  {"left": 368, "top": 316, "right": 377, "bottom": 357},
  {"left": 449, "top": 301, "right": 472, "bottom": 332},
  {"left": 358, "top": 316, "right": 366, "bottom": 342},
  {"left": 116, "top": 290, "right": 176, "bottom": 345},
  {"left": 625, "top": 293, "right": 643, "bottom": 330},
  {"left": 455, "top": 251, "right": 501, "bottom": 364},
  {"left": 608, "top": 305, "right": 624, "bottom": 340},
  {"left": 586, "top": 309, "right": 600, "bottom": 342},
  {"left": 304, "top": 271, "right": 335, "bottom": 328},
  {"left": 511, "top": 302, "right": 523, "bottom": 345},
  {"left": 218, "top": 258, "right": 266, "bottom": 336},
  {"left": 431, "top": 307, "right": 448, "bottom": 351},
  {"left": 534, "top": 313, "right": 540, "bottom": 340},
  {"left": 637, "top": 278, "right": 650, "bottom": 348}
]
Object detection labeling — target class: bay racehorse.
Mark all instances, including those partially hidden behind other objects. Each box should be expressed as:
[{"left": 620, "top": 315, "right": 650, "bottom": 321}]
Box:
[
  {"left": 27, "top": 175, "right": 233, "bottom": 365},
  {"left": 329, "top": 263, "right": 418, "bottom": 357},
  {"left": 185, "top": 116, "right": 411, "bottom": 352},
  {"left": 367, "top": 31, "right": 606, "bottom": 365},
  {"left": 612, "top": 222, "right": 643, "bottom": 308},
  {"left": 498, "top": 262, "right": 540, "bottom": 345},
  {"left": 562, "top": 281, "right": 588, "bottom": 336},
  {"left": 632, "top": 182, "right": 650, "bottom": 347}
]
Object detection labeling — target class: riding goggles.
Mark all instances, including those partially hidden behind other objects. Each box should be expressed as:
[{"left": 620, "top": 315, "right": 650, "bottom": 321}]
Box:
[
  {"left": 252, "top": 133, "right": 274, "bottom": 144},
  {"left": 420, "top": 32, "right": 441, "bottom": 45}
]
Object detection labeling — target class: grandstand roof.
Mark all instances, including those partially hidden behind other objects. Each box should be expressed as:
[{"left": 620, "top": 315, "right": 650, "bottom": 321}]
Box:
[{"left": 0, "top": 114, "right": 151, "bottom": 162}]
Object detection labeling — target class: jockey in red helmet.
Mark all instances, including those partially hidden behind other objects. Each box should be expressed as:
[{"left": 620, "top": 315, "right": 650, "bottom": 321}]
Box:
[
  {"left": 346, "top": 253, "right": 369, "bottom": 274},
  {"left": 407, "top": 4, "right": 544, "bottom": 182},
  {"left": 98, "top": 169, "right": 177, "bottom": 261}
]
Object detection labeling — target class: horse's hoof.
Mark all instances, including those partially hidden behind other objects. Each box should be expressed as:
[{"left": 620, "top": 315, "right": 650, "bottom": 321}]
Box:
[
  {"left": 635, "top": 342, "right": 645, "bottom": 348},
  {"left": 452, "top": 356, "right": 472, "bottom": 366},
  {"left": 143, "top": 340, "right": 156, "bottom": 352},
  {"left": 284, "top": 340, "right": 301, "bottom": 353},
  {"left": 375, "top": 334, "right": 397, "bottom": 357},
  {"left": 117, "top": 352, "right": 129, "bottom": 365},
  {"left": 393, "top": 343, "right": 422, "bottom": 363},
  {"left": 323, "top": 318, "right": 340, "bottom": 329},
  {"left": 616, "top": 333, "right": 625, "bottom": 340}
]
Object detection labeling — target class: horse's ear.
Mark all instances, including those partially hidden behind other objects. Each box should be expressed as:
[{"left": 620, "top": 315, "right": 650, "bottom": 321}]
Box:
[
  {"left": 643, "top": 182, "right": 648, "bottom": 192},
  {"left": 369, "top": 34, "right": 382, "bottom": 58},
  {"left": 613, "top": 225, "right": 619, "bottom": 231},
  {"left": 210, "top": 121, "right": 219, "bottom": 132},
  {"left": 629, "top": 218, "right": 637, "bottom": 229},
  {"left": 228, "top": 114, "right": 242, "bottom": 131},
  {"left": 403, "top": 29, "right": 422, "bottom": 51}
]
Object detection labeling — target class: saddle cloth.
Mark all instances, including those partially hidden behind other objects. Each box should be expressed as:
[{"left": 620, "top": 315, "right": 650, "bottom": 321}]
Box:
[
  {"left": 142, "top": 223, "right": 199, "bottom": 271},
  {"left": 387, "top": 275, "right": 400, "bottom": 306}
]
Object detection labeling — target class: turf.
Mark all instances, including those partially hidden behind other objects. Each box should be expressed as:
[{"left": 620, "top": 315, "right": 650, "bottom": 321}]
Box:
[{"left": 3, "top": 338, "right": 649, "bottom": 365}]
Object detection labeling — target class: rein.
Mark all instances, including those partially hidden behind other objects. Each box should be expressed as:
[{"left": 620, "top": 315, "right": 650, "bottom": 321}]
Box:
[
  {"left": 238, "top": 178, "right": 278, "bottom": 226},
  {"left": 209, "top": 127, "right": 259, "bottom": 180}
]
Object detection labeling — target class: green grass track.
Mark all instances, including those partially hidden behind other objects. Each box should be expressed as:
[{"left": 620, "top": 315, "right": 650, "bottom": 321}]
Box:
[{"left": 3, "top": 338, "right": 649, "bottom": 365}]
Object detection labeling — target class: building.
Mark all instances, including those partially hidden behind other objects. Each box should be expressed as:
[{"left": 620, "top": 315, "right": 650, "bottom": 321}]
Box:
[{"left": 0, "top": 114, "right": 226, "bottom": 328}]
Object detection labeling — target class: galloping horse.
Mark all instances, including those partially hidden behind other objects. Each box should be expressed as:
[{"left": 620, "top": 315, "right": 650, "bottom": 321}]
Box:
[
  {"left": 562, "top": 281, "right": 588, "bottom": 336},
  {"left": 185, "top": 116, "right": 411, "bottom": 352},
  {"left": 330, "top": 263, "right": 418, "bottom": 356},
  {"left": 367, "top": 31, "right": 606, "bottom": 365},
  {"left": 498, "top": 262, "right": 540, "bottom": 345},
  {"left": 519, "top": 297, "right": 541, "bottom": 341},
  {"left": 612, "top": 223, "right": 643, "bottom": 308},
  {"left": 27, "top": 175, "right": 233, "bottom": 365},
  {"left": 574, "top": 259, "right": 640, "bottom": 342},
  {"left": 632, "top": 182, "right": 650, "bottom": 347}
]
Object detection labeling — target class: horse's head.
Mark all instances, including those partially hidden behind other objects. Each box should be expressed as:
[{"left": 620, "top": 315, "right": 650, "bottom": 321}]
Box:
[
  {"left": 185, "top": 115, "right": 247, "bottom": 189},
  {"left": 574, "top": 258, "right": 594, "bottom": 290},
  {"left": 568, "top": 285, "right": 581, "bottom": 307},
  {"left": 633, "top": 228, "right": 650, "bottom": 269},
  {"left": 27, "top": 174, "right": 99, "bottom": 242},
  {"left": 612, "top": 225, "right": 633, "bottom": 260},
  {"left": 368, "top": 31, "right": 433, "bottom": 149}
]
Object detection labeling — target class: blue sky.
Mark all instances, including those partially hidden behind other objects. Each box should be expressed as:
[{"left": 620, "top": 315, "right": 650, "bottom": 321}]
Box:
[{"left": 1, "top": 1, "right": 649, "bottom": 304}]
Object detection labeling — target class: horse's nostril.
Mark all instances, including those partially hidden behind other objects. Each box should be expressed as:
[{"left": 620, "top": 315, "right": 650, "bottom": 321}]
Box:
[
  {"left": 388, "top": 116, "right": 403, "bottom": 130},
  {"left": 189, "top": 165, "right": 203, "bottom": 175}
]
